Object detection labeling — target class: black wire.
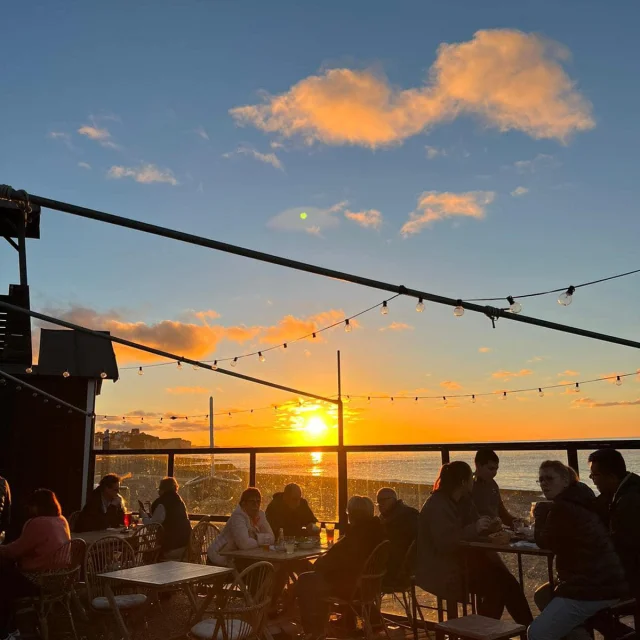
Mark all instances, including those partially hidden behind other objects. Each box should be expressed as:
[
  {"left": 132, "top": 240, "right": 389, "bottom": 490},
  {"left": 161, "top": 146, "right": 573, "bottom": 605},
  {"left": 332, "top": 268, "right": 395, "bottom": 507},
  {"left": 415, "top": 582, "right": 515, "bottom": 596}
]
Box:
[{"left": 462, "top": 268, "right": 640, "bottom": 302}]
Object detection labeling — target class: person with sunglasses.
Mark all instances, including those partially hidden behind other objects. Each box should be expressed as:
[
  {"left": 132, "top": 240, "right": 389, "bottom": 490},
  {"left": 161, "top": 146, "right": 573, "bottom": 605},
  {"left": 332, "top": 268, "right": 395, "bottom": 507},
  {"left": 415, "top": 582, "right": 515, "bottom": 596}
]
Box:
[
  {"left": 528, "top": 460, "right": 627, "bottom": 640},
  {"left": 207, "top": 487, "right": 274, "bottom": 566}
]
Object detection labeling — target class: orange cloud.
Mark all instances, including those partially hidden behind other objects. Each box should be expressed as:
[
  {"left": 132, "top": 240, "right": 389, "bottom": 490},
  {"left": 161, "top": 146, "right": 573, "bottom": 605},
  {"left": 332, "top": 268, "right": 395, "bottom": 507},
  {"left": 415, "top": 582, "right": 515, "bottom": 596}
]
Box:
[
  {"left": 558, "top": 370, "right": 580, "bottom": 377},
  {"left": 380, "top": 322, "right": 413, "bottom": 332},
  {"left": 441, "top": 380, "right": 462, "bottom": 390},
  {"left": 572, "top": 397, "right": 640, "bottom": 409},
  {"left": 478, "top": 347, "right": 492, "bottom": 353},
  {"left": 345, "top": 209, "right": 383, "bottom": 229},
  {"left": 491, "top": 369, "right": 533, "bottom": 380},
  {"left": 401, "top": 191, "right": 494, "bottom": 235},
  {"left": 259, "top": 309, "right": 349, "bottom": 344},
  {"left": 165, "top": 386, "right": 211, "bottom": 394},
  {"left": 231, "top": 29, "right": 593, "bottom": 148}
]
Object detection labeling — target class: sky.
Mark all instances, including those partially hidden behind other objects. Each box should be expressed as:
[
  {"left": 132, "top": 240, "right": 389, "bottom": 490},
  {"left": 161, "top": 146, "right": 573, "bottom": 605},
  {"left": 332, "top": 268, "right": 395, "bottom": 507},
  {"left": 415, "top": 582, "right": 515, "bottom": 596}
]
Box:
[{"left": 1, "top": 0, "right": 640, "bottom": 447}]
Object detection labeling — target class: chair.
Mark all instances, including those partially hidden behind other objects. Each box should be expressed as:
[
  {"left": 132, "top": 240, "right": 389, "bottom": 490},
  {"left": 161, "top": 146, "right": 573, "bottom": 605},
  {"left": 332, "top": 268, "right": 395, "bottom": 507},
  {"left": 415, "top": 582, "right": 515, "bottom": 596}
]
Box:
[
  {"left": 594, "top": 598, "right": 638, "bottom": 640},
  {"left": 130, "top": 523, "right": 163, "bottom": 565},
  {"left": 189, "top": 561, "right": 275, "bottom": 640},
  {"left": 84, "top": 536, "right": 148, "bottom": 637},
  {"left": 433, "top": 614, "right": 526, "bottom": 640},
  {"left": 188, "top": 521, "right": 220, "bottom": 564},
  {"left": 324, "top": 540, "right": 392, "bottom": 640},
  {"left": 382, "top": 540, "right": 417, "bottom": 628},
  {"left": 18, "top": 539, "right": 87, "bottom": 640},
  {"left": 68, "top": 511, "right": 81, "bottom": 533}
]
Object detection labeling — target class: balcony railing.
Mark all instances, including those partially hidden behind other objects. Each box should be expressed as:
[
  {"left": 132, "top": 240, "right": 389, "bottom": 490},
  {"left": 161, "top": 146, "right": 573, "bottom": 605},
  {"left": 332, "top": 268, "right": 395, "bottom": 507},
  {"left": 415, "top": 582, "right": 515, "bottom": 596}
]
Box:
[{"left": 90, "top": 439, "right": 640, "bottom": 527}]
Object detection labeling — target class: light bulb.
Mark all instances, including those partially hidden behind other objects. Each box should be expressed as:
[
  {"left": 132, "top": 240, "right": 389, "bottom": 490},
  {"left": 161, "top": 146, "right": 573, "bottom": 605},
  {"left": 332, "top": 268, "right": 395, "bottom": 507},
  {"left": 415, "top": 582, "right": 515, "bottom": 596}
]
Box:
[
  {"left": 367, "top": 397, "right": 371, "bottom": 404},
  {"left": 558, "top": 286, "right": 576, "bottom": 306},
  {"left": 616, "top": 375, "right": 622, "bottom": 386},
  {"left": 312, "top": 333, "right": 317, "bottom": 339},
  {"left": 345, "top": 319, "right": 352, "bottom": 332},
  {"left": 32, "top": 392, "right": 37, "bottom": 398},
  {"left": 442, "top": 396, "right": 447, "bottom": 405},
  {"left": 390, "top": 397, "right": 394, "bottom": 402},
  {"left": 177, "top": 361, "right": 183, "bottom": 369},
  {"left": 453, "top": 304, "right": 464, "bottom": 317},
  {"left": 212, "top": 361, "right": 218, "bottom": 370},
  {"left": 575, "top": 383, "right": 580, "bottom": 393},
  {"left": 538, "top": 388, "right": 544, "bottom": 398},
  {"left": 231, "top": 357, "right": 238, "bottom": 367},
  {"left": 381, "top": 301, "right": 389, "bottom": 315},
  {"left": 415, "top": 397, "right": 418, "bottom": 402},
  {"left": 259, "top": 352, "right": 265, "bottom": 362},
  {"left": 507, "top": 296, "right": 522, "bottom": 314},
  {"left": 138, "top": 367, "right": 143, "bottom": 376},
  {"left": 100, "top": 372, "right": 107, "bottom": 379},
  {"left": 62, "top": 370, "right": 70, "bottom": 378},
  {"left": 25, "top": 367, "right": 33, "bottom": 374},
  {"left": 503, "top": 391, "right": 507, "bottom": 400},
  {"left": 416, "top": 299, "right": 425, "bottom": 313},
  {"left": 16, "top": 386, "right": 21, "bottom": 391},
  {"left": 472, "top": 395, "right": 476, "bottom": 403},
  {"left": 283, "top": 343, "right": 288, "bottom": 349}
]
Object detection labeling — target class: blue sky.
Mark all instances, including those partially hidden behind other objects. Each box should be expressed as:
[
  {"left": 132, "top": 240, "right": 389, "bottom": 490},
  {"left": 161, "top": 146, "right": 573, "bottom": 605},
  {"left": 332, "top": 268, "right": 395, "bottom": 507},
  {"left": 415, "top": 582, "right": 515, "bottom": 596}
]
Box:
[{"left": 1, "top": 1, "right": 639, "bottom": 445}]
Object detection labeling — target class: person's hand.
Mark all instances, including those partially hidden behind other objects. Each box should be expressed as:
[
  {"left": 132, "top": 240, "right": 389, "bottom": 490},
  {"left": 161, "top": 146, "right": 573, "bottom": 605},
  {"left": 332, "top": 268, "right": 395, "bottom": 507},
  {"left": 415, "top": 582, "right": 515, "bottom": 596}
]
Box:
[
  {"left": 476, "top": 516, "right": 493, "bottom": 534},
  {"left": 487, "top": 517, "right": 503, "bottom": 534}
]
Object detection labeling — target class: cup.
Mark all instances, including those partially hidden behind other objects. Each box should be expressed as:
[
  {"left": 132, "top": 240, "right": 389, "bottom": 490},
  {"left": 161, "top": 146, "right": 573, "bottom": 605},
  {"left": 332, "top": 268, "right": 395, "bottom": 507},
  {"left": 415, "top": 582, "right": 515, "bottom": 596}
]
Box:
[
  {"left": 325, "top": 523, "right": 335, "bottom": 545},
  {"left": 123, "top": 513, "right": 131, "bottom": 528},
  {"left": 284, "top": 536, "right": 296, "bottom": 555}
]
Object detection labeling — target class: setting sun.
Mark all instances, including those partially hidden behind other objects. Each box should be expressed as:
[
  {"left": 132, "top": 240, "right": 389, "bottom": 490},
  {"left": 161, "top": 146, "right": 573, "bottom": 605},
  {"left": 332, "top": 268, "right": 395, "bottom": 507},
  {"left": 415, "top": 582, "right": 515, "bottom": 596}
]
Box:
[{"left": 305, "top": 416, "right": 329, "bottom": 438}]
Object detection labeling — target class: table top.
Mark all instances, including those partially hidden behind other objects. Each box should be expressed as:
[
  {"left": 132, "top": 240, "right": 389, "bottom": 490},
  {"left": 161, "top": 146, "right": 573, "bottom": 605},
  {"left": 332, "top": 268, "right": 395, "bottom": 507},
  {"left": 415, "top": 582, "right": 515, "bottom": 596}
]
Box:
[
  {"left": 99, "top": 561, "right": 233, "bottom": 587},
  {"left": 220, "top": 544, "right": 327, "bottom": 562},
  {"left": 460, "top": 540, "right": 553, "bottom": 557},
  {"left": 71, "top": 529, "right": 134, "bottom": 545}
]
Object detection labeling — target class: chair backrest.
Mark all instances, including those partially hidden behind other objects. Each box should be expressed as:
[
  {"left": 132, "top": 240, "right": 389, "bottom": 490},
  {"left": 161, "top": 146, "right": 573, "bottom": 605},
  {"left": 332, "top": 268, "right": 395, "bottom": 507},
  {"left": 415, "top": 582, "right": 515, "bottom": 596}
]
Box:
[
  {"left": 84, "top": 536, "right": 136, "bottom": 602},
  {"left": 68, "top": 511, "right": 81, "bottom": 533},
  {"left": 23, "top": 539, "right": 87, "bottom": 595},
  {"left": 188, "top": 521, "right": 220, "bottom": 564},
  {"left": 130, "top": 523, "right": 163, "bottom": 565},
  {"left": 358, "top": 540, "right": 391, "bottom": 603}
]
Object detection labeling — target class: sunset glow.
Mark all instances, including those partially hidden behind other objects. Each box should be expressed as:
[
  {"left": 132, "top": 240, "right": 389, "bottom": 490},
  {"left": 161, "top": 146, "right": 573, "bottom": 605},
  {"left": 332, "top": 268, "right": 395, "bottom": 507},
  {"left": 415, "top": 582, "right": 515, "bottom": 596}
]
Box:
[{"left": 305, "top": 415, "right": 329, "bottom": 438}]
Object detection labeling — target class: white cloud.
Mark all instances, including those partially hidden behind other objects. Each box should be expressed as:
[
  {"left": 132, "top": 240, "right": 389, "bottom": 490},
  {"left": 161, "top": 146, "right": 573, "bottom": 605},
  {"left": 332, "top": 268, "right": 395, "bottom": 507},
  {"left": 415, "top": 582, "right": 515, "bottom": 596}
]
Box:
[
  {"left": 231, "top": 29, "right": 594, "bottom": 148},
  {"left": 78, "top": 162, "right": 92, "bottom": 170},
  {"left": 514, "top": 154, "right": 556, "bottom": 173},
  {"left": 194, "top": 126, "right": 209, "bottom": 141},
  {"left": 511, "top": 186, "right": 529, "bottom": 197},
  {"left": 425, "top": 146, "right": 446, "bottom": 159},
  {"left": 223, "top": 145, "right": 284, "bottom": 171},
  {"left": 267, "top": 201, "right": 348, "bottom": 234},
  {"left": 344, "top": 209, "right": 383, "bottom": 229},
  {"left": 401, "top": 190, "right": 495, "bottom": 236},
  {"left": 78, "top": 124, "right": 119, "bottom": 149},
  {"left": 107, "top": 164, "right": 179, "bottom": 185},
  {"left": 48, "top": 131, "right": 74, "bottom": 149}
]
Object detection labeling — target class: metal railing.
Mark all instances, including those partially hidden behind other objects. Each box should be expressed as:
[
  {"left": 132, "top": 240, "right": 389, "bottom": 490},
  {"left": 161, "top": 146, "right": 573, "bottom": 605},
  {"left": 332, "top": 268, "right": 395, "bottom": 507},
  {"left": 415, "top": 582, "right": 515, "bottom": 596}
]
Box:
[{"left": 90, "top": 439, "right": 640, "bottom": 528}]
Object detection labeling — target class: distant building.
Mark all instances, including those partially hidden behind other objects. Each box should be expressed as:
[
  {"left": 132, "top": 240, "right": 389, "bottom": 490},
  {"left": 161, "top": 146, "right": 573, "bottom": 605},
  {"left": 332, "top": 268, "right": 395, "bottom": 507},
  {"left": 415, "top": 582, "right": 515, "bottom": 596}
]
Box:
[{"left": 94, "top": 428, "right": 192, "bottom": 450}]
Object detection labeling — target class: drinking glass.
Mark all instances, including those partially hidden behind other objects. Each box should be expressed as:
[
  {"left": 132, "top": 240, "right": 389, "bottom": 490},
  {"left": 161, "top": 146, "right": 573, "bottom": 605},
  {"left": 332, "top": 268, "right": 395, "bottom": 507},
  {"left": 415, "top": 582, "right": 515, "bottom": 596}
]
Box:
[
  {"left": 123, "top": 513, "right": 131, "bottom": 528},
  {"left": 284, "top": 536, "right": 296, "bottom": 555},
  {"left": 325, "top": 523, "right": 335, "bottom": 545}
]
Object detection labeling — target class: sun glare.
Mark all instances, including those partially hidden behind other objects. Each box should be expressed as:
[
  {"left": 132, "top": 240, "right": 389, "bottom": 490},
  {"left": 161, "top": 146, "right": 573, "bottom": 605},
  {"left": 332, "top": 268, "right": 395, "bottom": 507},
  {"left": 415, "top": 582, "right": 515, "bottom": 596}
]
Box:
[{"left": 305, "top": 416, "right": 328, "bottom": 438}]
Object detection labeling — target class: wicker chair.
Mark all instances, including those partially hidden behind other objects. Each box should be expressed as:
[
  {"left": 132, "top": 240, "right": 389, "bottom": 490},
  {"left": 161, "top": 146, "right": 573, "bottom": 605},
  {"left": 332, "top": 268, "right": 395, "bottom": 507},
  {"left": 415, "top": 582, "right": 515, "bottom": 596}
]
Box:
[
  {"left": 189, "top": 561, "right": 275, "bottom": 640},
  {"left": 18, "top": 538, "right": 87, "bottom": 640},
  {"left": 188, "top": 521, "right": 220, "bottom": 564},
  {"left": 130, "top": 523, "right": 164, "bottom": 566},
  {"left": 67, "top": 511, "right": 81, "bottom": 533},
  {"left": 323, "top": 540, "right": 392, "bottom": 640},
  {"left": 84, "top": 536, "right": 148, "bottom": 636}
]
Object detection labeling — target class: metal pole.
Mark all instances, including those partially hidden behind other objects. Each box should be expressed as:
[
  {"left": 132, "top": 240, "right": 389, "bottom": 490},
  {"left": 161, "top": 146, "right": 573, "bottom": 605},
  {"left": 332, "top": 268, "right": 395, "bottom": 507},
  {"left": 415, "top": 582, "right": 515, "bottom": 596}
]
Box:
[
  {"left": 0, "top": 299, "right": 338, "bottom": 405},
  {"left": 17, "top": 217, "right": 28, "bottom": 287},
  {"left": 337, "top": 351, "right": 348, "bottom": 532},
  {"left": 209, "top": 396, "right": 215, "bottom": 476},
  {"left": 4, "top": 187, "right": 640, "bottom": 351}
]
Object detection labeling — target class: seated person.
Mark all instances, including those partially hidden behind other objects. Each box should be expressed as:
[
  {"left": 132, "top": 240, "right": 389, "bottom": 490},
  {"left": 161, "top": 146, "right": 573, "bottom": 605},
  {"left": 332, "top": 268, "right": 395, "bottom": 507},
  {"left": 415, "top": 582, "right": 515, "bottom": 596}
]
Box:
[
  {"left": 588, "top": 449, "right": 640, "bottom": 596},
  {"left": 416, "top": 461, "right": 532, "bottom": 625},
  {"left": 295, "top": 495, "right": 387, "bottom": 639},
  {"left": 139, "top": 477, "right": 192, "bottom": 560},
  {"left": 472, "top": 448, "right": 518, "bottom": 528},
  {"left": 75, "top": 473, "right": 125, "bottom": 533},
  {"left": 0, "top": 475, "right": 10, "bottom": 542},
  {"left": 266, "top": 483, "right": 318, "bottom": 537},
  {"left": 528, "top": 460, "right": 627, "bottom": 640},
  {"left": 0, "top": 489, "right": 71, "bottom": 640},
  {"left": 376, "top": 487, "right": 418, "bottom": 590},
  {"left": 207, "top": 487, "right": 274, "bottom": 567}
]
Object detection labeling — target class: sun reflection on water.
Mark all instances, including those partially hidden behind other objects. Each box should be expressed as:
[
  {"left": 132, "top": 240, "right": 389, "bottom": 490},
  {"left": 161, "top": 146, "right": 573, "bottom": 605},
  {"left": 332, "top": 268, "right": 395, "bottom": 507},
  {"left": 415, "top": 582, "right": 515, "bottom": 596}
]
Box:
[{"left": 310, "top": 451, "right": 323, "bottom": 476}]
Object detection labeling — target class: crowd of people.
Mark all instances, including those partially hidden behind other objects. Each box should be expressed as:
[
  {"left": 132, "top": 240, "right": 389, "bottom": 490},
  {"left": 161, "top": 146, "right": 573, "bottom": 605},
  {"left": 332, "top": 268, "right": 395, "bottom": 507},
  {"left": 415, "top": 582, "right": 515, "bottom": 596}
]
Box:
[{"left": 0, "top": 446, "right": 638, "bottom": 640}]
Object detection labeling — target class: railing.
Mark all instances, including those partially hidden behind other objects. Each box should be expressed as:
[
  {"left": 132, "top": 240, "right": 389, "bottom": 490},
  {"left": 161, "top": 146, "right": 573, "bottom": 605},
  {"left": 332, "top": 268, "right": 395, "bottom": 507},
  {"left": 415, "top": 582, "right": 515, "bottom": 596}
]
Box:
[{"left": 90, "top": 439, "right": 640, "bottom": 528}]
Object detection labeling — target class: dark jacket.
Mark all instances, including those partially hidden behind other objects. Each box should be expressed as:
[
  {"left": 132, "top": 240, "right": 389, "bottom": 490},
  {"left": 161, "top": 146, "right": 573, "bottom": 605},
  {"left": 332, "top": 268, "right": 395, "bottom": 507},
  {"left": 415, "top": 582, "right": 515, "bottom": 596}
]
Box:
[
  {"left": 0, "top": 476, "right": 11, "bottom": 535},
  {"left": 152, "top": 491, "right": 192, "bottom": 552},
  {"left": 265, "top": 492, "right": 317, "bottom": 537},
  {"left": 472, "top": 477, "right": 514, "bottom": 527},
  {"left": 595, "top": 472, "right": 640, "bottom": 593},
  {"left": 416, "top": 491, "right": 480, "bottom": 601},
  {"left": 314, "top": 516, "right": 387, "bottom": 598},
  {"left": 75, "top": 488, "right": 125, "bottom": 533},
  {"left": 379, "top": 500, "right": 418, "bottom": 589},
  {"left": 535, "top": 482, "right": 627, "bottom": 601}
]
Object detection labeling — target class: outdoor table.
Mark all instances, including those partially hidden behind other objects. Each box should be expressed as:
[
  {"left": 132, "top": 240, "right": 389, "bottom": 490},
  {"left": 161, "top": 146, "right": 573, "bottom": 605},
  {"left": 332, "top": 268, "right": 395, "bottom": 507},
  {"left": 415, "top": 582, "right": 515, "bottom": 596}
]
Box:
[
  {"left": 220, "top": 544, "right": 328, "bottom": 563},
  {"left": 71, "top": 528, "right": 135, "bottom": 546},
  {"left": 99, "top": 560, "right": 233, "bottom": 640},
  {"left": 459, "top": 540, "right": 555, "bottom": 596}
]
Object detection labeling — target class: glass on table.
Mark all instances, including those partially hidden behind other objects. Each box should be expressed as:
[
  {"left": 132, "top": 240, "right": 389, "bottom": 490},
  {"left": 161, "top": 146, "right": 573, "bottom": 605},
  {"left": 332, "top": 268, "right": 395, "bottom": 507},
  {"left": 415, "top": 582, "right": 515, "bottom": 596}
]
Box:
[
  {"left": 284, "top": 536, "right": 296, "bottom": 555},
  {"left": 123, "top": 513, "right": 131, "bottom": 528},
  {"left": 325, "top": 523, "right": 335, "bottom": 544}
]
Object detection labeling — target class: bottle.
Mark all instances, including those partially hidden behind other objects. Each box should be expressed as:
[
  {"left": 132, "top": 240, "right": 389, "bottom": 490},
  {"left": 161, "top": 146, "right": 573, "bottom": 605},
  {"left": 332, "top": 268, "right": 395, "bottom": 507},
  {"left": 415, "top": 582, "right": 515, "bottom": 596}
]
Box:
[
  {"left": 277, "top": 528, "right": 284, "bottom": 550},
  {"left": 320, "top": 522, "right": 327, "bottom": 546}
]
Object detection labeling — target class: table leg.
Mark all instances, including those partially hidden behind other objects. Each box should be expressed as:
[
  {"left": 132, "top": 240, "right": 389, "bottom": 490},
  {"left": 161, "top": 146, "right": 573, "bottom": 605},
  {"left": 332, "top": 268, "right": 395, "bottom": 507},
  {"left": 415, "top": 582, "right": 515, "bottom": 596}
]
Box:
[
  {"left": 517, "top": 553, "right": 524, "bottom": 590},
  {"left": 105, "top": 583, "right": 131, "bottom": 640},
  {"left": 547, "top": 556, "right": 554, "bottom": 591}
]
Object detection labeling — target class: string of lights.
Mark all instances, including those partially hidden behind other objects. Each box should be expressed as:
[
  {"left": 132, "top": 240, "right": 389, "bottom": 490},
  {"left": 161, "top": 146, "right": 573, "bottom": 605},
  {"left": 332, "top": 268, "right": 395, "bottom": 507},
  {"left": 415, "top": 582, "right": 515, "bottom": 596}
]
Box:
[
  {"left": 121, "top": 294, "right": 403, "bottom": 373},
  {"left": 344, "top": 371, "right": 637, "bottom": 403}
]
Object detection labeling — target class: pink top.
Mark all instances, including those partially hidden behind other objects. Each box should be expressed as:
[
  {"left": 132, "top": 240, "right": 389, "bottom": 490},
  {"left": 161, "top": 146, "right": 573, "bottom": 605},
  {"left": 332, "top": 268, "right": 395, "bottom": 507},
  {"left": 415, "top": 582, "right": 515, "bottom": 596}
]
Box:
[{"left": 1, "top": 516, "right": 71, "bottom": 571}]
